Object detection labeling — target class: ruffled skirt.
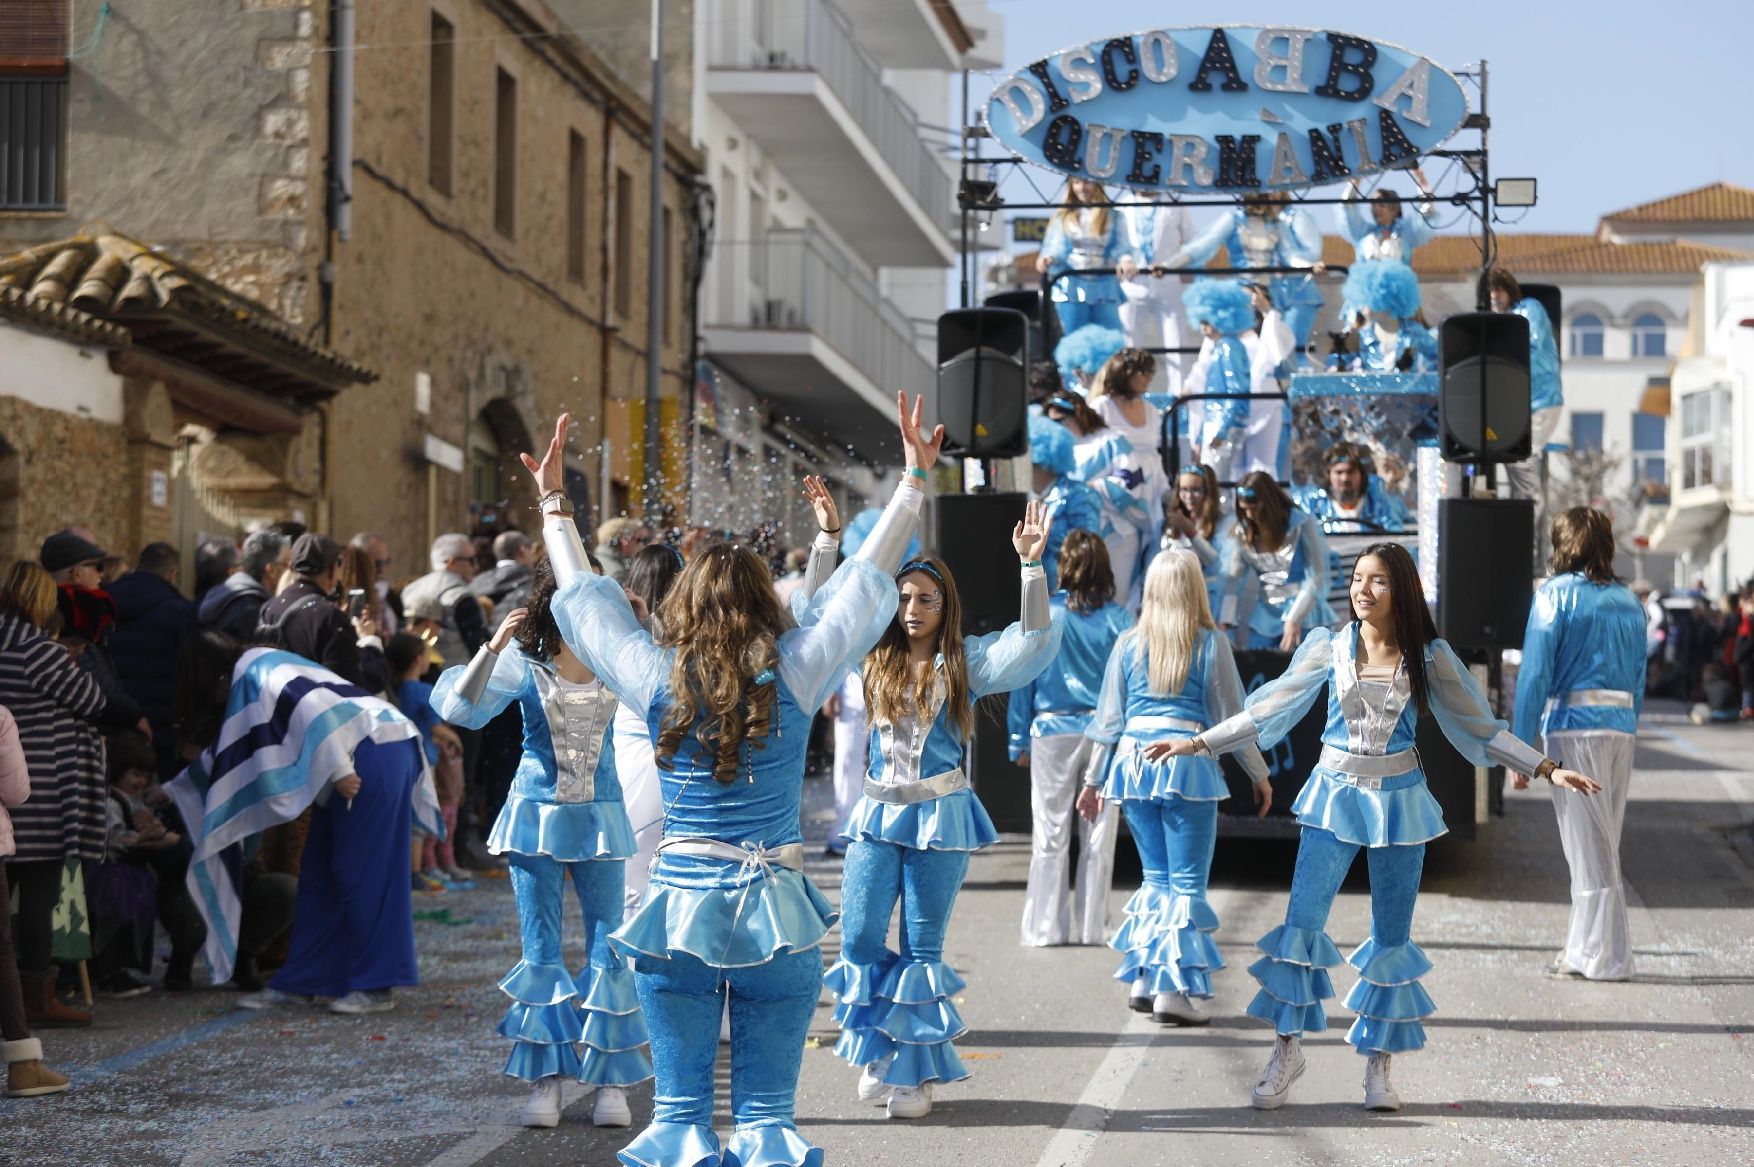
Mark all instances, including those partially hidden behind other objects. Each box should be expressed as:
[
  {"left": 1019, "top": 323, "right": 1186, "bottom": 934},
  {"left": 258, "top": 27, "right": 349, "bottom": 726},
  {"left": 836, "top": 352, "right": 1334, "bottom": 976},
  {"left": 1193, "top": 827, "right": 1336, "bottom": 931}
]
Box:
[
  {"left": 488, "top": 794, "right": 637, "bottom": 862},
  {"left": 1108, "top": 885, "right": 1224, "bottom": 998},
  {"left": 823, "top": 952, "right": 970, "bottom": 1088},
  {"left": 1101, "top": 748, "right": 1228, "bottom": 804},
  {"left": 1244, "top": 925, "right": 1436, "bottom": 1053},
  {"left": 841, "top": 787, "right": 999, "bottom": 852},
  {"left": 496, "top": 959, "right": 653, "bottom": 1084},
  {"left": 1290, "top": 769, "right": 1448, "bottom": 847},
  {"left": 610, "top": 868, "right": 839, "bottom": 969}
]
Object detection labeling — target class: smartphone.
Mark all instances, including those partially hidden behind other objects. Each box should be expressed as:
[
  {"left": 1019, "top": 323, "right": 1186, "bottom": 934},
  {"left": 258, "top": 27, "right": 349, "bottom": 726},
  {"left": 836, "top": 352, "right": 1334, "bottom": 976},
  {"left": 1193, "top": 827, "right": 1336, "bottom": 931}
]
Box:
[{"left": 346, "top": 588, "right": 367, "bottom": 618}]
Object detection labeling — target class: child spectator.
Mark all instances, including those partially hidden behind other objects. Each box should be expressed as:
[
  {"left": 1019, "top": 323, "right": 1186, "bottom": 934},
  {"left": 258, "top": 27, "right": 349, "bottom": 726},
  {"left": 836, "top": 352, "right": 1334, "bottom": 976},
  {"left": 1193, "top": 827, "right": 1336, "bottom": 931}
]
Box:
[
  {"left": 89, "top": 733, "right": 194, "bottom": 996},
  {"left": 387, "top": 633, "right": 465, "bottom": 886}
]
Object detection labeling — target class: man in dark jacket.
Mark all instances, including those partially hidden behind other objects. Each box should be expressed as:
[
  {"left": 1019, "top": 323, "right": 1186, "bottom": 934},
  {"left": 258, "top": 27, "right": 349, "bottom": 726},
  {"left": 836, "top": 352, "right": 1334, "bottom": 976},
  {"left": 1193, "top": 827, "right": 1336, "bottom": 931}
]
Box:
[
  {"left": 105, "top": 542, "right": 197, "bottom": 776},
  {"left": 257, "top": 534, "right": 391, "bottom": 694},
  {"left": 199, "top": 530, "right": 292, "bottom": 641},
  {"left": 469, "top": 530, "right": 534, "bottom": 609}
]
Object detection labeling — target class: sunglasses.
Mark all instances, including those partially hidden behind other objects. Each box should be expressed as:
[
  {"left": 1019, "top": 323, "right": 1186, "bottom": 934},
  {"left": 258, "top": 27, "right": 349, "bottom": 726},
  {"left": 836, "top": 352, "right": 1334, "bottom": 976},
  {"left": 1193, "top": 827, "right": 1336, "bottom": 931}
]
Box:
[{"left": 1235, "top": 487, "right": 1259, "bottom": 500}]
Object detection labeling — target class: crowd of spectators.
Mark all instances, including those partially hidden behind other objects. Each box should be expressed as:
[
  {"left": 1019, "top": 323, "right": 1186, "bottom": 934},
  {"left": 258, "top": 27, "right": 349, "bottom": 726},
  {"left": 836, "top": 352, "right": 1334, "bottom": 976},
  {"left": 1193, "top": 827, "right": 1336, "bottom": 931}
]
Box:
[{"left": 1635, "top": 578, "right": 1754, "bottom": 724}]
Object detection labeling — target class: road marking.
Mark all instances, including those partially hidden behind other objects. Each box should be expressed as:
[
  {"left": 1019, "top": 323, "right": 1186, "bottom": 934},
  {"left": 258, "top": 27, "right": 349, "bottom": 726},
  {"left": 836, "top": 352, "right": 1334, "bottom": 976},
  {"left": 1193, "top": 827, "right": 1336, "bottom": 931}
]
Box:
[
  {"left": 420, "top": 1082, "right": 591, "bottom": 1166},
  {"left": 1031, "top": 886, "right": 1237, "bottom": 1167},
  {"left": 70, "top": 1008, "right": 261, "bottom": 1084}
]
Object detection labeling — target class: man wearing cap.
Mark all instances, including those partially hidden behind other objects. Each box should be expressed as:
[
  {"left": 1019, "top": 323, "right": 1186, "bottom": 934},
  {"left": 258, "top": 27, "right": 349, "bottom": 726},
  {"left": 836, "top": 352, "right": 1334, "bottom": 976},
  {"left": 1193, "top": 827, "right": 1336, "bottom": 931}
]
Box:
[
  {"left": 256, "top": 533, "right": 391, "bottom": 694},
  {"left": 40, "top": 529, "right": 108, "bottom": 590}
]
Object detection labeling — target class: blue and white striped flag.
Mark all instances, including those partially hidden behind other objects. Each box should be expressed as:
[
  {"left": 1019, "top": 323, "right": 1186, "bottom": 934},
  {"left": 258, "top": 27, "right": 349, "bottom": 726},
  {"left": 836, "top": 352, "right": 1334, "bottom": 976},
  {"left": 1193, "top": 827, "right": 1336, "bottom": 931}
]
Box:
[{"left": 168, "top": 648, "right": 444, "bottom": 982}]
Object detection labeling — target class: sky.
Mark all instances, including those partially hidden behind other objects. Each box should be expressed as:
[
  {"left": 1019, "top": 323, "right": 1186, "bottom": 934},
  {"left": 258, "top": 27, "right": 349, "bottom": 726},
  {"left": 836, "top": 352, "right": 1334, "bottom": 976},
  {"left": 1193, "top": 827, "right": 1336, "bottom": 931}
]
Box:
[{"left": 969, "top": 0, "right": 1752, "bottom": 234}]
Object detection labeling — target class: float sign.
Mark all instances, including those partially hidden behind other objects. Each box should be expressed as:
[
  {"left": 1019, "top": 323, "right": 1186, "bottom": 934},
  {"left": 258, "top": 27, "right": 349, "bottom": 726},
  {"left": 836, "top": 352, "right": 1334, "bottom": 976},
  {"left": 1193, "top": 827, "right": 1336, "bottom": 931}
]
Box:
[{"left": 986, "top": 27, "right": 1468, "bottom": 193}]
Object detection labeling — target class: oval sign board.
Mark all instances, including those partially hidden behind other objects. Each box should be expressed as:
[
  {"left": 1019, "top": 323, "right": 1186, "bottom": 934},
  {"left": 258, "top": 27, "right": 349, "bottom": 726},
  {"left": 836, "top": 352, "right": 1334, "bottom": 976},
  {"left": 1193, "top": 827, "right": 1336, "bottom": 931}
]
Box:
[{"left": 986, "top": 27, "right": 1469, "bottom": 193}]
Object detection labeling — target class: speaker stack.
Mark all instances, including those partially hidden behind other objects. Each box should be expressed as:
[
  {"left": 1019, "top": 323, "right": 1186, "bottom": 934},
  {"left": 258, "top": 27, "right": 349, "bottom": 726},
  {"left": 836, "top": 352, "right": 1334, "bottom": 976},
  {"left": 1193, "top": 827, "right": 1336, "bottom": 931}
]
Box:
[{"left": 936, "top": 307, "right": 1030, "bottom": 458}]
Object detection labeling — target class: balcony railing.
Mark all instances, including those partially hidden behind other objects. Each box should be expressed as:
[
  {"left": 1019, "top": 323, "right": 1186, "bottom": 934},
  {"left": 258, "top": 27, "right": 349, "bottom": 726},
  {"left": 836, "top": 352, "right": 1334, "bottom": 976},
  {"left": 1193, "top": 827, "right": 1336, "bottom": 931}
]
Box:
[
  {"left": 707, "top": 0, "right": 951, "bottom": 232},
  {"left": 710, "top": 227, "right": 933, "bottom": 395}
]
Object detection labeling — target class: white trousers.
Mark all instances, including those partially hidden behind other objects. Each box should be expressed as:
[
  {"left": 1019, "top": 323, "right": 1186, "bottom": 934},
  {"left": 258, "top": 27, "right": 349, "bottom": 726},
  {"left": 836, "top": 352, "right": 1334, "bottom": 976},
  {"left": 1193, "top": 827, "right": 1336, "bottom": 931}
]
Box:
[
  {"left": 1239, "top": 403, "right": 1283, "bottom": 480},
  {"left": 1120, "top": 291, "right": 1186, "bottom": 394},
  {"left": 1021, "top": 733, "right": 1120, "bottom": 946},
  {"left": 1106, "top": 525, "right": 1143, "bottom": 615},
  {"left": 829, "top": 673, "right": 868, "bottom": 852},
  {"left": 1504, "top": 405, "right": 1562, "bottom": 503},
  {"left": 1544, "top": 729, "right": 1635, "bottom": 980}
]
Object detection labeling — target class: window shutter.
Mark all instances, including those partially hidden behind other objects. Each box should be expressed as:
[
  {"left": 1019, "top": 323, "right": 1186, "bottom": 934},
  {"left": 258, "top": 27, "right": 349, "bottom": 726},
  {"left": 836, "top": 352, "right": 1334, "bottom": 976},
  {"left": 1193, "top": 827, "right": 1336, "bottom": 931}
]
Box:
[{"left": 0, "top": 0, "right": 70, "bottom": 69}]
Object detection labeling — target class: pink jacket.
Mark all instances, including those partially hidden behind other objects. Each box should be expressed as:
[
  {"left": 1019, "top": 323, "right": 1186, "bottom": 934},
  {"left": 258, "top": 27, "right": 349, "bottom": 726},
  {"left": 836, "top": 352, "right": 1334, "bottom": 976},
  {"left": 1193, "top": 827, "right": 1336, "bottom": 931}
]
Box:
[{"left": 0, "top": 706, "right": 29, "bottom": 857}]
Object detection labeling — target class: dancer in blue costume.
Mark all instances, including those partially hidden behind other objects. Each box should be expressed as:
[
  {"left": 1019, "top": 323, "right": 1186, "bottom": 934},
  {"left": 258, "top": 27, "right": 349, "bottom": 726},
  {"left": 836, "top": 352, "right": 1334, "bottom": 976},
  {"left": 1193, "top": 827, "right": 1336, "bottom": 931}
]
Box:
[
  {"left": 1337, "top": 172, "right": 1437, "bottom": 264},
  {"left": 1027, "top": 412, "right": 1106, "bottom": 591},
  {"left": 1512, "top": 507, "right": 1646, "bottom": 982},
  {"left": 1150, "top": 543, "right": 1602, "bottom": 1113},
  {"left": 1220, "top": 471, "right": 1333, "bottom": 653},
  {"left": 1163, "top": 192, "right": 1325, "bottom": 358},
  {"left": 823, "top": 504, "right": 1062, "bottom": 1120},
  {"left": 1040, "top": 389, "right": 1152, "bottom": 612},
  {"left": 1340, "top": 261, "right": 1438, "bottom": 375},
  {"left": 522, "top": 396, "right": 941, "bottom": 1167},
  {"left": 1007, "top": 531, "right": 1133, "bottom": 948},
  {"left": 1075, "top": 549, "right": 1268, "bottom": 1027},
  {"left": 1489, "top": 267, "right": 1566, "bottom": 510},
  {"left": 1159, "top": 464, "right": 1229, "bottom": 614},
  {"left": 1034, "top": 178, "right": 1137, "bottom": 336},
  {"left": 1181, "top": 279, "right": 1257, "bottom": 492},
  {"left": 432, "top": 556, "right": 649, "bottom": 1130}
]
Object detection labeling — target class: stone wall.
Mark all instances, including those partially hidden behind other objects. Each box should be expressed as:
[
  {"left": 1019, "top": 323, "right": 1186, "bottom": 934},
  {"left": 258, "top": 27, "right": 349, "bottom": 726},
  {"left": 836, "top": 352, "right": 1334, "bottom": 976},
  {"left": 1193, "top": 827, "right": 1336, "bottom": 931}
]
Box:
[{"left": 0, "top": 397, "right": 134, "bottom": 568}]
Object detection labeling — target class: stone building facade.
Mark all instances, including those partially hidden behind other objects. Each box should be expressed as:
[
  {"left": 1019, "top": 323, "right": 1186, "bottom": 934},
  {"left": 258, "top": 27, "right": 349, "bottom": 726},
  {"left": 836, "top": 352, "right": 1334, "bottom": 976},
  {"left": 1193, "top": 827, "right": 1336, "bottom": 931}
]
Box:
[{"left": 0, "top": 0, "right": 699, "bottom": 574}]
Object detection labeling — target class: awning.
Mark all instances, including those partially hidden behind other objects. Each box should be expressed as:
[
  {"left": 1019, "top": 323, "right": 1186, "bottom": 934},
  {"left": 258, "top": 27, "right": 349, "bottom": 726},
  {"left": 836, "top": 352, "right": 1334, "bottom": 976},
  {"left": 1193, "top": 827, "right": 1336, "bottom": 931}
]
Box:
[{"left": 1637, "top": 377, "right": 1670, "bottom": 416}]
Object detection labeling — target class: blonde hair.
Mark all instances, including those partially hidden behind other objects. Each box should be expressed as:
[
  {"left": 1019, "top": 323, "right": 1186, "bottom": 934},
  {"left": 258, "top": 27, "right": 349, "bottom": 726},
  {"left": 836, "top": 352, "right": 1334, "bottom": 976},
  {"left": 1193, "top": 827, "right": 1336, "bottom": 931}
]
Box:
[
  {"left": 0, "top": 560, "right": 57, "bottom": 628},
  {"left": 863, "top": 556, "right": 974, "bottom": 742},
  {"left": 1129, "top": 549, "right": 1214, "bottom": 696},
  {"left": 1049, "top": 180, "right": 1111, "bottom": 248}
]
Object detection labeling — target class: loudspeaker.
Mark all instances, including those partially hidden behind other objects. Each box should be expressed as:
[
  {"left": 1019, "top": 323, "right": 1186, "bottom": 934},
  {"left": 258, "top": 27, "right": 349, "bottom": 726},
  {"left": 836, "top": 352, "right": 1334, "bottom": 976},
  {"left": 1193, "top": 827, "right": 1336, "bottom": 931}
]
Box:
[
  {"left": 984, "top": 288, "right": 1059, "bottom": 383},
  {"left": 937, "top": 308, "right": 1029, "bottom": 458},
  {"left": 1437, "top": 498, "right": 1533, "bottom": 648},
  {"left": 935, "top": 492, "right": 1027, "bottom": 635},
  {"left": 1439, "top": 312, "right": 1532, "bottom": 464}
]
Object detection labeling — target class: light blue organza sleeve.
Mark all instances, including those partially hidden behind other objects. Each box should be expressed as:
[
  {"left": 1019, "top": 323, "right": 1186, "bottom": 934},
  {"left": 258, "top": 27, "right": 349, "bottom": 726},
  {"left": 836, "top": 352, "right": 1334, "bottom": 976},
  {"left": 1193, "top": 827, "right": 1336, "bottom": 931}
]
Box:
[
  {"left": 777, "top": 557, "right": 899, "bottom": 714},
  {"left": 967, "top": 609, "right": 1064, "bottom": 699},
  {"left": 1401, "top": 203, "right": 1436, "bottom": 249},
  {"left": 1206, "top": 626, "right": 1334, "bottom": 754},
  {"left": 1428, "top": 639, "right": 1546, "bottom": 773},
  {"left": 1340, "top": 193, "right": 1372, "bottom": 245},
  {"left": 431, "top": 646, "right": 531, "bottom": 729},
  {"left": 1085, "top": 636, "right": 1130, "bottom": 746},
  {"left": 1284, "top": 513, "right": 1331, "bottom": 626},
  {"left": 1513, "top": 581, "right": 1563, "bottom": 745},
  {"left": 1168, "top": 209, "right": 1231, "bottom": 268},
  {"left": 550, "top": 573, "right": 668, "bottom": 718},
  {"left": 1207, "top": 633, "right": 1270, "bottom": 783},
  {"left": 1281, "top": 208, "right": 1323, "bottom": 266}
]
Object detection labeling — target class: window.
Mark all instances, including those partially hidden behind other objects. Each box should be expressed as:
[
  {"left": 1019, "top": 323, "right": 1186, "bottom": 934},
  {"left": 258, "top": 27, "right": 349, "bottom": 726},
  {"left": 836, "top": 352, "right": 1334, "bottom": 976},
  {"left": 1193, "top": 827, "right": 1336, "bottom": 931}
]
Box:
[
  {"left": 614, "top": 168, "right": 633, "bottom": 317},
  {"left": 428, "top": 12, "right": 454, "bottom": 194},
  {"left": 1632, "top": 411, "right": 1666, "bottom": 487},
  {"left": 1678, "top": 387, "right": 1730, "bottom": 491},
  {"left": 1570, "top": 412, "right": 1604, "bottom": 455},
  {"left": 0, "top": 0, "right": 70, "bottom": 211},
  {"left": 566, "top": 130, "right": 586, "bottom": 284},
  {"left": 1631, "top": 313, "right": 1667, "bottom": 358},
  {"left": 1569, "top": 313, "right": 1604, "bottom": 358},
  {"left": 493, "top": 68, "right": 517, "bottom": 237}
]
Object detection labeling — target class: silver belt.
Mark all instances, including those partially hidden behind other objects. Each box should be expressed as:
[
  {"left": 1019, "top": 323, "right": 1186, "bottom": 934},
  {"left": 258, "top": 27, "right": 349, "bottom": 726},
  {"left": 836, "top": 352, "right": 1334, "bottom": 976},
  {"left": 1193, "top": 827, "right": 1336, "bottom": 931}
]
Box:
[
  {"left": 1123, "top": 716, "right": 1205, "bottom": 737},
  {"left": 1035, "top": 708, "right": 1090, "bottom": 719},
  {"left": 864, "top": 767, "right": 968, "bottom": 805},
  {"left": 1317, "top": 745, "right": 1420, "bottom": 789},
  {"left": 1556, "top": 688, "right": 1634, "bottom": 709},
  {"left": 654, "top": 837, "right": 804, "bottom": 872}
]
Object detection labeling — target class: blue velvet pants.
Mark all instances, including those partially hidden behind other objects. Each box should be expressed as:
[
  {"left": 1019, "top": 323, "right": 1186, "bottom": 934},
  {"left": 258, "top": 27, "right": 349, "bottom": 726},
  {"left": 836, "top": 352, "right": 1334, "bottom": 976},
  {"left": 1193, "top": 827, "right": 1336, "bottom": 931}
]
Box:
[{"left": 1284, "top": 826, "right": 1423, "bottom": 953}]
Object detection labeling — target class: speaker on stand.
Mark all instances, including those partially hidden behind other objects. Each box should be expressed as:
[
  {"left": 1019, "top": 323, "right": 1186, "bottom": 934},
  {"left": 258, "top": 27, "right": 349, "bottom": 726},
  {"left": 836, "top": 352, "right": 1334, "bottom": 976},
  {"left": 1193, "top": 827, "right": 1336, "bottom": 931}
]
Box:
[
  {"left": 984, "top": 289, "right": 1057, "bottom": 387},
  {"left": 938, "top": 308, "right": 1030, "bottom": 459}
]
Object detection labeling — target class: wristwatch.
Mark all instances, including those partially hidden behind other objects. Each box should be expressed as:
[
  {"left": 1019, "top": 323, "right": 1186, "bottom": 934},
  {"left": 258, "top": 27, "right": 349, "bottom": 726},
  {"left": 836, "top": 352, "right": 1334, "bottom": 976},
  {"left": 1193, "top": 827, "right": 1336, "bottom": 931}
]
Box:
[{"left": 540, "top": 490, "right": 574, "bottom": 517}]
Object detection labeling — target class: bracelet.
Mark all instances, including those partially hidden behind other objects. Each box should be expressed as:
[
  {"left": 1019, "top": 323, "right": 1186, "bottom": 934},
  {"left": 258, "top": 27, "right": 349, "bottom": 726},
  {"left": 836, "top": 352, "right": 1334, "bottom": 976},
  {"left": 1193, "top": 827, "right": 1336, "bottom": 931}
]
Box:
[
  {"left": 1533, "top": 757, "right": 1559, "bottom": 783},
  {"left": 1190, "top": 736, "right": 1211, "bottom": 757},
  {"left": 1020, "top": 559, "right": 1041, "bottom": 569},
  {"left": 906, "top": 467, "right": 929, "bottom": 480},
  {"left": 819, "top": 525, "right": 841, "bottom": 535}
]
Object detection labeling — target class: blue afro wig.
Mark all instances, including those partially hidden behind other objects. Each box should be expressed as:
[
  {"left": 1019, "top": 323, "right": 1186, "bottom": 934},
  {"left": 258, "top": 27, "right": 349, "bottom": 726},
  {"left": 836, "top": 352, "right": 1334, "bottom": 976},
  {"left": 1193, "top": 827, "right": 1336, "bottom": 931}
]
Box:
[
  {"left": 1181, "top": 278, "right": 1256, "bottom": 336},
  {"left": 1028, "top": 411, "right": 1076, "bottom": 475},
  {"left": 1342, "top": 259, "right": 1422, "bottom": 319},
  {"left": 1053, "top": 324, "right": 1126, "bottom": 376}
]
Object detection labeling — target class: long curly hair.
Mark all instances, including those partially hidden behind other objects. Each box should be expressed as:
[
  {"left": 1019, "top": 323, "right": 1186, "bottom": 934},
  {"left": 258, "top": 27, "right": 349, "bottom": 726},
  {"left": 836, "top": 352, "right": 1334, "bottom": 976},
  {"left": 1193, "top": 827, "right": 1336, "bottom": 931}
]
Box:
[
  {"left": 1182, "top": 278, "right": 1256, "bottom": 336},
  {"left": 1343, "top": 260, "right": 1422, "bottom": 319},
  {"left": 863, "top": 555, "right": 974, "bottom": 742},
  {"left": 516, "top": 557, "right": 566, "bottom": 662},
  {"left": 652, "top": 542, "right": 790, "bottom": 784}
]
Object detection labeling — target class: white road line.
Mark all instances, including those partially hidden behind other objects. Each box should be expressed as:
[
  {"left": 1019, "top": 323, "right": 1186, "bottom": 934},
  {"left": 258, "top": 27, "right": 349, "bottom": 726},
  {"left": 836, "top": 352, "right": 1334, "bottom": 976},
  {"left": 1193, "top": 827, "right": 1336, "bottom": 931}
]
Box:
[
  {"left": 1032, "top": 886, "right": 1236, "bottom": 1167},
  {"left": 422, "top": 1082, "right": 592, "bottom": 1167}
]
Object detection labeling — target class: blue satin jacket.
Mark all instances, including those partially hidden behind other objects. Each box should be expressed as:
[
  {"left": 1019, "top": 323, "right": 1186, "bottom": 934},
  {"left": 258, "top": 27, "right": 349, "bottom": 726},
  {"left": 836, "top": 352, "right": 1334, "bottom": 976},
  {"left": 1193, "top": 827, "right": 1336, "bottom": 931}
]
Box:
[
  {"left": 1513, "top": 573, "right": 1646, "bottom": 742},
  {"left": 1007, "top": 595, "right": 1132, "bottom": 753}
]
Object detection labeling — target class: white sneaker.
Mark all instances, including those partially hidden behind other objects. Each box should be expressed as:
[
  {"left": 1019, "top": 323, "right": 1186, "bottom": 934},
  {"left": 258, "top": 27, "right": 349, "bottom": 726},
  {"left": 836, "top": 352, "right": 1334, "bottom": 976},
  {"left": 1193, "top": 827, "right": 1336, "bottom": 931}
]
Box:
[
  {"left": 886, "top": 1082, "right": 933, "bottom": 1119},
  {"left": 1251, "top": 1035, "right": 1305, "bottom": 1110},
  {"left": 237, "top": 987, "right": 310, "bottom": 1010},
  {"left": 1127, "top": 976, "right": 1151, "bottom": 1013},
  {"left": 520, "top": 1077, "right": 562, "bottom": 1128},
  {"left": 856, "top": 1055, "right": 895, "bottom": 1104},
  {"left": 329, "top": 989, "right": 395, "bottom": 1015},
  {"left": 1151, "top": 991, "right": 1208, "bottom": 1027},
  {"left": 1363, "top": 1053, "right": 1400, "bottom": 1112},
  {"left": 592, "top": 1085, "right": 633, "bottom": 1128}
]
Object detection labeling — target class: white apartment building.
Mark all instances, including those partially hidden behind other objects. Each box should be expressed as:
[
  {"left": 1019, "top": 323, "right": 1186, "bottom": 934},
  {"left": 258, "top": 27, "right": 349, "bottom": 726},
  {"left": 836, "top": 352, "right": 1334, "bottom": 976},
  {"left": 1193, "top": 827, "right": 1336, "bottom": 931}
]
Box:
[
  {"left": 689, "top": 0, "right": 1002, "bottom": 542},
  {"left": 1646, "top": 262, "right": 1754, "bottom": 593}
]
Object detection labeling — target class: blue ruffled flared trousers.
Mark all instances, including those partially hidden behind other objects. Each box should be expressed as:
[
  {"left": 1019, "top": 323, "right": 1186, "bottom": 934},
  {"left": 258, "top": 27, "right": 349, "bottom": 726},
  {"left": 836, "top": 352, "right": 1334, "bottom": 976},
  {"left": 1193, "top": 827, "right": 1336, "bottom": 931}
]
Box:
[
  {"left": 1111, "top": 797, "right": 1224, "bottom": 997},
  {"left": 1247, "top": 825, "right": 1435, "bottom": 1054},
  {"left": 830, "top": 840, "right": 972, "bottom": 1088},
  {"left": 502, "top": 854, "right": 651, "bottom": 1085}
]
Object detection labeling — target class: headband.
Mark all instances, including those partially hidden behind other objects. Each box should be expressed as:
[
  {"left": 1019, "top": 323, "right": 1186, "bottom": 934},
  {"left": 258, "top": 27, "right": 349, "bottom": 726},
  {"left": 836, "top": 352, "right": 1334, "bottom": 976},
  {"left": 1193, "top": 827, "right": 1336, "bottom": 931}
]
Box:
[
  {"left": 1234, "top": 486, "right": 1260, "bottom": 500},
  {"left": 1176, "top": 466, "right": 1208, "bottom": 481},
  {"left": 1327, "top": 455, "right": 1363, "bottom": 469},
  {"left": 662, "top": 543, "right": 686, "bottom": 568},
  {"left": 897, "top": 559, "right": 946, "bottom": 586},
  {"left": 1043, "top": 393, "right": 1081, "bottom": 414}
]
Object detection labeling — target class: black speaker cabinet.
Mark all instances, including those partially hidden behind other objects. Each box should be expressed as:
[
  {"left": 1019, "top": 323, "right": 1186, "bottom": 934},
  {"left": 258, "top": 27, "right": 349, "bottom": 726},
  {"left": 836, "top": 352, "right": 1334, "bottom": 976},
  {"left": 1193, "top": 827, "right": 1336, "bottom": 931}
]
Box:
[
  {"left": 1440, "top": 312, "right": 1532, "bottom": 465},
  {"left": 1437, "top": 498, "right": 1533, "bottom": 649},
  {"left": 937, "top": 308, "right": 1029, "bottom": 458},
  {"left": 935, "top": 492, "right": 1027, "bottom": 635},
  {"left": 984, "top": 289, "right": 1057, "bottom": 385}
]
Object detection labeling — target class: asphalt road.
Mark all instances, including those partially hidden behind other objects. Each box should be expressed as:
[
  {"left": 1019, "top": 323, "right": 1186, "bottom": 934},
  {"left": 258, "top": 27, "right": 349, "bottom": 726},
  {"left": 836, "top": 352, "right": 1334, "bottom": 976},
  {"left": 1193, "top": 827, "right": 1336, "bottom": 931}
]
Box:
[{"left": 6, "top": 701, "right": 1752, "bottom": 1166}]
